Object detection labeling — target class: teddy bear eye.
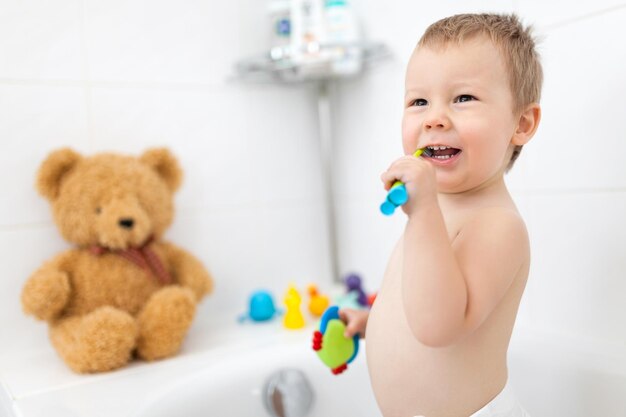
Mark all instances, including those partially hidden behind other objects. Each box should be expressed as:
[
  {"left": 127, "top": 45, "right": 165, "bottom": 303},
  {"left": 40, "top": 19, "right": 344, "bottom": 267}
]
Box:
[{"left": 95, "top": 207, "right": 102, "bottom": 214}]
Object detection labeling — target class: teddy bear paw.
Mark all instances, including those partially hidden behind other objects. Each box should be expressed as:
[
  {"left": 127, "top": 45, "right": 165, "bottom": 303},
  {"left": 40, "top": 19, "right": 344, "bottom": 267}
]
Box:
[
  {"left": 52, "top": 306, "right": 138, "bottom": 373},
  {"left": 136, "top": 286, "right": 196, "bottom": 361},
  {"left": 21, "top": 270, "right": 70, "bottom": 321}
]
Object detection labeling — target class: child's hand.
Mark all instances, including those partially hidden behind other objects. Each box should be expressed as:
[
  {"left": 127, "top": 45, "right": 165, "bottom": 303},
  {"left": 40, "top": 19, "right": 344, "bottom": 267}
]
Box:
[
  {"left": 338, "top": 308, "right": 369, "bottom": 339},
  {"left": 381, "top": 155, "right": 437, "bottom": 215}
]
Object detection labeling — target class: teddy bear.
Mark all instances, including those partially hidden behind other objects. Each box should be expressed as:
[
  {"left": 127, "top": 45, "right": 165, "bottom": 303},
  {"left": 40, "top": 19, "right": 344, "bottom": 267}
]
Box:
[{"left": 21, "top": 147, "right": 213, "bottom": 373}]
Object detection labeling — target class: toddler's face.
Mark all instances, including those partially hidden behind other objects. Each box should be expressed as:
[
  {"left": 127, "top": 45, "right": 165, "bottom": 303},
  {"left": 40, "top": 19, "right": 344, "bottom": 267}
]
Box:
[{"left": 402, "top": 36, "right": 518, "bottom": 193}]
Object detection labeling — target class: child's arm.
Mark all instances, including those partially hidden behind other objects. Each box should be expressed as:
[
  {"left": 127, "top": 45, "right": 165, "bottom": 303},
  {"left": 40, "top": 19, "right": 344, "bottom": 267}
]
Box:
[
  {"left": 382, "top": 157, "right": 528, "bottom": 347},
  {"left": 403, "top": 203, "right": 528, "bottom": 347}
]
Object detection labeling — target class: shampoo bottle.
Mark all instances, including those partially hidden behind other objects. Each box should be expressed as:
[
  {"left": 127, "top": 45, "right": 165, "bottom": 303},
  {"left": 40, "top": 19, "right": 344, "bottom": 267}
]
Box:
[
  {"left": 324, "top": 0, "right": 362, "bottom": 76},
  {"left": 290, "top": 0, "right": 327, "bottom": 67},
  {"left": 268, "top": 0, "right": 292, "bottom": 61}
]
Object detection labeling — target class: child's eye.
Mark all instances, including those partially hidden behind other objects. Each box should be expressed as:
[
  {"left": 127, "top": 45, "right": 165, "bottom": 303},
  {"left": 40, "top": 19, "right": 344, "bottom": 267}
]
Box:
[
  {"left": 454, "top": 94, "right": 476, "bottom": 103},
  {"left": 410, "top": 98, "right": 428, "bottom": 107}
]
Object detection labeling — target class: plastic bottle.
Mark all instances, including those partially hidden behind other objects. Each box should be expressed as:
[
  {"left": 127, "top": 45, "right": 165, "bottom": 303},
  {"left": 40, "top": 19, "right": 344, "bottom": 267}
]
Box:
[
  {"left": 290, "top": 0, "right": 329, "bottom": 77},
  {"left": 268, "top": 0, "right": 292, "bottom": 61},
  {"left": 324, "top": 0, "right": 362, "bottom": 76}
]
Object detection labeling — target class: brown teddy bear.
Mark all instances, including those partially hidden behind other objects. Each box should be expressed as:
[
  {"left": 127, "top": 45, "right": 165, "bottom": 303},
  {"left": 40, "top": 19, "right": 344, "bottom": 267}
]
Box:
[{"left": 21, "top": 148, "right": 213, "bottom": 373}]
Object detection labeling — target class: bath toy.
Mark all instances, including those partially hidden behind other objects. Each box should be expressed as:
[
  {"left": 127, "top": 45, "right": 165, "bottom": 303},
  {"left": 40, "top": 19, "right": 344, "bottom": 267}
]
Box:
[
  {"left": 283, "top": 285, "right": 306, "bottom": 329},
  {"left": 344, "top": 273, "right": 368, "bottom": 307},
  {"left": 367, "top": 292, "right": 377, "bottom": 307},
  {"left": 380, "top": 147, "right": 433, "bottom": 216},
  {"left": 312, "top": 306, "right": 359, "bottom": 375},
  {"left": 333, "top": 290, "right": 362, "bottom": 310},
  {"left": 238, "top": 290, "right": 281, "bottom": 322},
  {"left": 307, "top": 284, "right": 330, "bottom": 317}
]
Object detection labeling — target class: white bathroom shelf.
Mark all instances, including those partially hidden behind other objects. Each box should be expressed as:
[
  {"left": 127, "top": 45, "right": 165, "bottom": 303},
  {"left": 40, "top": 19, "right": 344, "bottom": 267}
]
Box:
[{"left": 232, "top": 41, "right": 391, "bottom": 84}]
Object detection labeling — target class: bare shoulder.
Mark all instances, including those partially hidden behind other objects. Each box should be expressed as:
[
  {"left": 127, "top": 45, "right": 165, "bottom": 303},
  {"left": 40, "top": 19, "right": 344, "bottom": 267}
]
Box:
[
  {"left": 458, "top": 206, "right": 528, "bottom": 245},
  {"left": 453, "top": 206, "right": 530, "bottom": 272}
]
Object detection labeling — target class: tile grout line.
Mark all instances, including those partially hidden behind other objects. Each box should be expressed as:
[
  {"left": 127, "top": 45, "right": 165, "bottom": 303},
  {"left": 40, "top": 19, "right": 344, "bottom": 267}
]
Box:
[
  {"left": 542, "top": 3, "right": 626, "bottom": 31},
  {"left": 79, "top": 0, "right": 95, "bottom": 152},
  {"left": 0, "top": 77, "right": 300, "bottom": 93}
]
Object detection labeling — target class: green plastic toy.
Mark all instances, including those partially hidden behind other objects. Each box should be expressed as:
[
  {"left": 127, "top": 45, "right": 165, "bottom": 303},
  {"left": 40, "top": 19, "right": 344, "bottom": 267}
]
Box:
[{"left": 311, "top": 305, "right": 359, "bottom": 375}]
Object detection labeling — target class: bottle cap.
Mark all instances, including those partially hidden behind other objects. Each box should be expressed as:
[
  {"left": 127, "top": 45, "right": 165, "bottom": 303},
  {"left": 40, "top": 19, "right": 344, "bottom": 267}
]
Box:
[{"left": 326, "top": 0, "right": 347, "bottom": 6}]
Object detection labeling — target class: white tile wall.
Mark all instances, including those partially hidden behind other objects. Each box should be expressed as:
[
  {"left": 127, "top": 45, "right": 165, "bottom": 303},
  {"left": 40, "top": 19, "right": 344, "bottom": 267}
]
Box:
[
  {"left": 526, "top": 191, "right": 626, "bottom": 346},
  {"left": 522, "top": 6, "right": 626, "bottom": 191},
  {"left": 0, "top": 84, "right": 90, "bottom": 226},
  {"left": 84, "top": 0, "right": 240, "bottom": 85},
  {"left": 0, "top": 0, "right": 84, "bottom": 80},
  {"left": 88, "top": 84, "right": 323, "bottom": 209},
  {"left": 515, "top": 0, "right": 626, "bottom": 30}
]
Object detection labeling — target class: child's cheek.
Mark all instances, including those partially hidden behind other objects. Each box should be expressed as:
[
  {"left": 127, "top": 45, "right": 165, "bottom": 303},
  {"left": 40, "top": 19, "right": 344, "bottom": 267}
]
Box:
[
  {"left": 458, "top": 119, "right": 489, "bottom": 150},
  {"left": 460, "top": 118, "right": 509, "bottom": 174},
  {"left": 401, "top": 117, "right": 420, "bottom": 155}
]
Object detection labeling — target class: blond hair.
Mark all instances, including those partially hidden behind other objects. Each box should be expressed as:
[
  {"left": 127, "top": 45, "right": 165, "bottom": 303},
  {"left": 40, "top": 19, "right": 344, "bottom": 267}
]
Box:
[{"left": 418, "top": 13, "right": 543, "bottom": 170}]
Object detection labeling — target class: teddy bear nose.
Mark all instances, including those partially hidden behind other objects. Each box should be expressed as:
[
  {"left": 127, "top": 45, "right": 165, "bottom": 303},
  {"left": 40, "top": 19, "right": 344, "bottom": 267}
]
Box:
[{"left": 118, "top": 218, "right": 135, "bottom": 229}]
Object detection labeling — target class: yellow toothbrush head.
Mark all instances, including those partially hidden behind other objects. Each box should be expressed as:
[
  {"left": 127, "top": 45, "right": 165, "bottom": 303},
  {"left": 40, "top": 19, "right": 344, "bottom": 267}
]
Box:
[{"left": 413, "top": 148, "right": 433, "bottom": 158}]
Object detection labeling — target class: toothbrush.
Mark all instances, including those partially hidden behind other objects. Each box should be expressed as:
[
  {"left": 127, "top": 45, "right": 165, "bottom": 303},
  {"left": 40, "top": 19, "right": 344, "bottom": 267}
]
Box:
[{"left": 380, "top": 147, "right": 433, "bottom": 216}]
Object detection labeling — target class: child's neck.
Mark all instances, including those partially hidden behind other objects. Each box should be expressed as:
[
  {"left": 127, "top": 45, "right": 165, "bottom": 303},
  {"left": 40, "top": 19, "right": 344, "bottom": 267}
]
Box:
[{"left": 437, "top": 174, "right": 515, "bottom": 212}]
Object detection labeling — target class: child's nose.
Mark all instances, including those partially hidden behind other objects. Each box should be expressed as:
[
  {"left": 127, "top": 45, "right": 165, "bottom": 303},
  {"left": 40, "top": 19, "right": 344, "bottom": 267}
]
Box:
[{"left": 423, "top": 112, "right": 450, "bottom": 130}]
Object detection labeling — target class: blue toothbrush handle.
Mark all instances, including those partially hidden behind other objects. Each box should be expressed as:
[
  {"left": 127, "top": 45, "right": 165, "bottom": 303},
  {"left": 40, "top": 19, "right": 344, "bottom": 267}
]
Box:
[{"left": 380, "top": 182, "right": 408, "bottom": 215}]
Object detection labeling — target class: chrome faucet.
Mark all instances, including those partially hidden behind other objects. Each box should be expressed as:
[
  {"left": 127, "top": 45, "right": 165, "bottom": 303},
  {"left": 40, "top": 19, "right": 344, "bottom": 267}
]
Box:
[{"left": 262, "top": 368, "right": 314, "bottom": 417}]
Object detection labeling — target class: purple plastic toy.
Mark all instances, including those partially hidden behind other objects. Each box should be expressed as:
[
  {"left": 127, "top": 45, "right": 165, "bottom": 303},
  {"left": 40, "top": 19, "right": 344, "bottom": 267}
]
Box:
[{"left": 344, "top": 273, "right": 368, "bottom": 307}]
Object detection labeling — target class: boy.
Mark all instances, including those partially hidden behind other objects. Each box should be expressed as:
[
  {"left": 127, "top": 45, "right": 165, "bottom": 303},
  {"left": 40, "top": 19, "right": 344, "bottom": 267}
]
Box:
[{"left": 340, "top": 13, "right": 542, "bottom": 417}]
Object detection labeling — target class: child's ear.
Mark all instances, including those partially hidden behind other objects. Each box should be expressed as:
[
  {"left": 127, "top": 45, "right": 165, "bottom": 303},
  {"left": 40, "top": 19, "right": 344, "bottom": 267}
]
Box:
[{"left": 512, "top": 103, "right": 541, "bottom": 146}]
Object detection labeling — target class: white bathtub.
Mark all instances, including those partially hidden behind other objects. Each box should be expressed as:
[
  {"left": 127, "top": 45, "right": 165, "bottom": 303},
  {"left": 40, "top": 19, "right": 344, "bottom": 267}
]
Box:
[
  {"left": 3, "top": 323, "right": 625, "bottom": 417},
  {"left": 132, "top": 327, "right": 626, "bottom": 417},
  {"left": 134, "top": 335, "right": 380, "bottom": 417}
]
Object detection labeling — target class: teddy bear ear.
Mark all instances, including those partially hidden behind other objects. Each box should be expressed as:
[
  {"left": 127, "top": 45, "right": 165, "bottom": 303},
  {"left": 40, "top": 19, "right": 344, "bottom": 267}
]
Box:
[
  {"left": 36, "top": 148, "right": 82, "bottom": 201},
  {"left": 140, "top": 148, "right": 183, "bottom": 192}
]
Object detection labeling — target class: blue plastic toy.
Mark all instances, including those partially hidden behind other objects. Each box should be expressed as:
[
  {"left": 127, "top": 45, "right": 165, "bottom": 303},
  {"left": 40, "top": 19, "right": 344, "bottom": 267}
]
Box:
[
  {"left": 238, "top": 290, "right": 281, "bottom": 322},
  {"left": 380, "top": 148, "right": 433, "bottom": 216},
  {"left": 333, "top": 290, "right": 362, "bottom": 310}
]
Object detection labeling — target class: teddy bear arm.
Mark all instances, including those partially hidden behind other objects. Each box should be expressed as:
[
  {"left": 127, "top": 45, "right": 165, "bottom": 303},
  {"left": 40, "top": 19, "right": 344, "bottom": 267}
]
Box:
[
  {"left": 162, "top": 242, "right": 213, "bottom": 301},
  {"left": 22, "top": 256, "right": 72, "bottom": 322}
]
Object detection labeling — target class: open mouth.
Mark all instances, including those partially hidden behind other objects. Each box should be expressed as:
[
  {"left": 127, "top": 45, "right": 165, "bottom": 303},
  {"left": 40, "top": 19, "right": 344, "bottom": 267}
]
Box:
[{"left": 424, "top": 145, "right": 462, "bottom": 160}]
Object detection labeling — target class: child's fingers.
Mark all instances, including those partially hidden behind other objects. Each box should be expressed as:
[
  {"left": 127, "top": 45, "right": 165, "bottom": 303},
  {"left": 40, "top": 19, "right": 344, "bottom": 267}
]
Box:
[
  {"left": 381, "top": 167, "right": 403, "bottom": 190},
  {"left": 338, "top": 308, "right": 352, "bottom": 323},
  {"left": 344, "top": 321, "right": 361, "bottom": 339},
  {"left": 340, "top": 308, "right": 367, "bottom": 339},
  {"left": 338, "top": 308, "right": 358, "bottom": 338},
  {"left": 381, "top": 156, "right": 416, "bottom": 189},
  {"left": 381, "top": 155, "right": 432, "bottom": 190}
]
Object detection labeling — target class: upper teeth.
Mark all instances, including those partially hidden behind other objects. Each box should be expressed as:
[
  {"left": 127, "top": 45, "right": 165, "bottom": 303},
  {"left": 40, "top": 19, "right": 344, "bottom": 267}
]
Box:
[{"left": 428, "top": 145, "right": 451, "bottom": 150}]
